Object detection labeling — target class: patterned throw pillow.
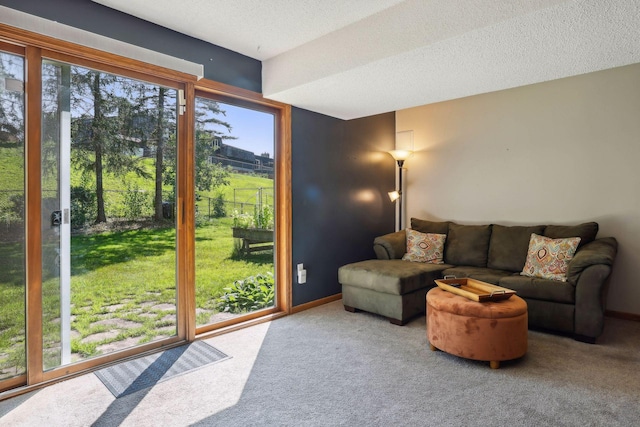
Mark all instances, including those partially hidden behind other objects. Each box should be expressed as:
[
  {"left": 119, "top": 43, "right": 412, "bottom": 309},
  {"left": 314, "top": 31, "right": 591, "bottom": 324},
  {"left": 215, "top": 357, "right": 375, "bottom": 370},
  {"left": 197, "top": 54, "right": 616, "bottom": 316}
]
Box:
[
  {"left": 402, "top": 229, "right": 446, "bottom": 264},
  {"left": 521, "top": 233, "right": 581, "bottom": 282}
]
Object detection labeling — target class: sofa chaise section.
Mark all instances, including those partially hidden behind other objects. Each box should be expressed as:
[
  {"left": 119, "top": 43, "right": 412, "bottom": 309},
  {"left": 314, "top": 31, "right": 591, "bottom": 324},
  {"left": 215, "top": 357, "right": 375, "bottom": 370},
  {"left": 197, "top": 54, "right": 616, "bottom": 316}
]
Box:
[{"left": 338, "top": 260, "right": 450, "bottom": 325}]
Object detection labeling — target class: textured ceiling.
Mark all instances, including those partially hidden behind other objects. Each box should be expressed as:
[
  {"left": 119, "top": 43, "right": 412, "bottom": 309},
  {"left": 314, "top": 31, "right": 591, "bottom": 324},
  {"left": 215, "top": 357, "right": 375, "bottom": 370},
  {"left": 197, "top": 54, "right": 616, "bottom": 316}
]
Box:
[
  {"left": 93, "top": 0, "right": 406, "bottom": 60},
  {"left": 94, "top": 0, "right": 640, "bottom": 120}
]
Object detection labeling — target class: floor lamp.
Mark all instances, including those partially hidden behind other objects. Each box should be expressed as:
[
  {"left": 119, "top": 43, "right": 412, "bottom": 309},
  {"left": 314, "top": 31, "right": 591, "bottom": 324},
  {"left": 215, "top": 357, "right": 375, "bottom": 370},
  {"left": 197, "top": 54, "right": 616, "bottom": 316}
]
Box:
[{"left": 388, "top": 149, "right": 413, "bottom": 230}]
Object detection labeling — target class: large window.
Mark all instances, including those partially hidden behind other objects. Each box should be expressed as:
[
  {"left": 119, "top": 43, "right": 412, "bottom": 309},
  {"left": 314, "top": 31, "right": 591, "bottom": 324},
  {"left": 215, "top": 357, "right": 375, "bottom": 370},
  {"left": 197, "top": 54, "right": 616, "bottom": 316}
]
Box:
[
  {"left": 193, "top": 95, "right": 277, "bottom": 331},
  {"left": 0, "top": 24, "right": 290, "bottom": 397}
]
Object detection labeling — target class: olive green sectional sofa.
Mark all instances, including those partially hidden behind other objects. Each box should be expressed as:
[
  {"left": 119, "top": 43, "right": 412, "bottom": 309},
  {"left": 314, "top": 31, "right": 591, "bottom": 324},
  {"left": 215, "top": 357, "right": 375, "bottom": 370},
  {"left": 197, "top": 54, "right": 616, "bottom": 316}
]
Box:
[{"left": 338, "top": 218, "right": 618, "bottom": 343}]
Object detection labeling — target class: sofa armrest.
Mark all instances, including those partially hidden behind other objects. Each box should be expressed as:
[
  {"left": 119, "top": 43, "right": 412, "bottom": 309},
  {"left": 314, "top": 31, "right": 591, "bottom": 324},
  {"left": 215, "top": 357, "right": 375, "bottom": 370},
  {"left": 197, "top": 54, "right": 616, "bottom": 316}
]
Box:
[
  {"left": 373, "top": 230, "right": 406, "bottom": 260},
  {"left": 574, "top": 264, "right": 613, "bottom": 341},
  {"left": 567, "top": 237, "right": 617, "bottom": 284},
  {"left": 569, "top": 237, "right": 617, "bottom": 342}
]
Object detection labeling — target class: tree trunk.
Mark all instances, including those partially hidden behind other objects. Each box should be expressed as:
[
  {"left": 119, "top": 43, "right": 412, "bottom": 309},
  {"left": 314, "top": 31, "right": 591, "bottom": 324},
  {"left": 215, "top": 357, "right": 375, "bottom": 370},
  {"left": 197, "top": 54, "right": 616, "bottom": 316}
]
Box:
[
  {"left": 95, "top": 143, "right": 106, "bottom": 223},
  {"left": 92, "top": 73, "right": 107, "bottom": 224},
  {"left": 154, "top": 87, "right": 165, "bottom": 221}
]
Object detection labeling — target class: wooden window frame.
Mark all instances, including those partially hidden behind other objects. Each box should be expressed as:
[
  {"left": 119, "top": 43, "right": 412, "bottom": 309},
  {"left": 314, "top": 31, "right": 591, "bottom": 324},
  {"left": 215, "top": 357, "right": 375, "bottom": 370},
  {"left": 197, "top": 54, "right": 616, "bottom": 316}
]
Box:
[{"left": 192, "top": 82, "right": 292, "bottom": 338}]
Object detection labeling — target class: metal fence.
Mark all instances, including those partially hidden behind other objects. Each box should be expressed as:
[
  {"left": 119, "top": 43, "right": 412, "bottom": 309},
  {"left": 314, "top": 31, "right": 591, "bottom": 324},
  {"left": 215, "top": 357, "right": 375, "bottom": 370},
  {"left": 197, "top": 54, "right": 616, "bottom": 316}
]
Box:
[
  {"left": 233, "top": 187, "right": 273, "bottom": 210},
  {"left": 198, "top": 197, "right": 273, "bottom": 220},
  {"left": 209, "top": 155, "right": 274, "bottom": 178},
  {"left": 1, "top": 188, "right": 275, "bottom": 226}
]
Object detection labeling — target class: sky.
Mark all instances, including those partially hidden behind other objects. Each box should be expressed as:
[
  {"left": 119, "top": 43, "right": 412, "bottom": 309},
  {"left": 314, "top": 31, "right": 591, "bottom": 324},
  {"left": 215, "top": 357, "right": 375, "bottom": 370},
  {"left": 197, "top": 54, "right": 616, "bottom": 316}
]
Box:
[{"left": 217, "top": 102, "right": 275, "bottom": 157}]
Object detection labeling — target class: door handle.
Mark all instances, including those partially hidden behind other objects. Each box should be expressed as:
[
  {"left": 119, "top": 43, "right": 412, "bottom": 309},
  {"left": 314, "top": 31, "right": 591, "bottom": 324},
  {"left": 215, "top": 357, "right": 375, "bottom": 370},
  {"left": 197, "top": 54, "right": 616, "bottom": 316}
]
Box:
[
  {"left": 51, "top": 209, "right": 69, "bottom": 226},
  {"left": 51, "top": 210, "right": 62, "bottom": 227}
]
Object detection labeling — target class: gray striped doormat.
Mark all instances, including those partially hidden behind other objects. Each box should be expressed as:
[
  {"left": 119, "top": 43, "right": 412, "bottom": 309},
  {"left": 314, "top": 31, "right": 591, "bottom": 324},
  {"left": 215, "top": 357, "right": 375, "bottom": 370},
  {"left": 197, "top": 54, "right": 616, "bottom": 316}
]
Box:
[{"left": 94, "top": 341, "right": 230, "bottom": 398}]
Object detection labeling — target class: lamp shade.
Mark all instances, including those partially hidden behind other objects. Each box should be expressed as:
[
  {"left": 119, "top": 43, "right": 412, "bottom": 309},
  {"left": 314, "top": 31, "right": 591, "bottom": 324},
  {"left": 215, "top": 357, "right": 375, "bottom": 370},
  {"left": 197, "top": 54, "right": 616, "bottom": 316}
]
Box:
[
  {"left": 388, "top": 149, "right": 413, "bottom": 162},
  {"left": 388, "top": 190, "right": 400, "bottom": 202}
]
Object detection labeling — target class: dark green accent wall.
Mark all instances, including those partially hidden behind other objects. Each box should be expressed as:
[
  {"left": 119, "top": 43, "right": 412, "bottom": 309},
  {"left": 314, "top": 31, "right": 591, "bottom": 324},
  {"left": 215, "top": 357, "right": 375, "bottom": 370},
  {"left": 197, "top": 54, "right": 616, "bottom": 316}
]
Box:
[
  {"left": 291, "top": 108, "right": 395, "bottom": 306},
  {"left": 1, "top": 1, "right": 396, "bottom": 307}
]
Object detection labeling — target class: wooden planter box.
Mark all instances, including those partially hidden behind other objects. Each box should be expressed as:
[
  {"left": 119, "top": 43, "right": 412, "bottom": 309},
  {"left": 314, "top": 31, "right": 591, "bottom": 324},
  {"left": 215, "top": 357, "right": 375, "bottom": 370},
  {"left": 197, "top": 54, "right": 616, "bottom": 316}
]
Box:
[{"left": 232, "top": 227, "right": 274, "bottom": 255}]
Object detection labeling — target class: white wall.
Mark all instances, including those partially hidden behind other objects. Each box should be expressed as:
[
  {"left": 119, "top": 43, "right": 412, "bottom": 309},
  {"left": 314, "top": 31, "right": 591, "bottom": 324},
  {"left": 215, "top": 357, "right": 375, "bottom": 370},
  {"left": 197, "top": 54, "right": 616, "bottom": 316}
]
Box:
[{"left": 396, "top": 62, "right": 640, "bottom": 315}]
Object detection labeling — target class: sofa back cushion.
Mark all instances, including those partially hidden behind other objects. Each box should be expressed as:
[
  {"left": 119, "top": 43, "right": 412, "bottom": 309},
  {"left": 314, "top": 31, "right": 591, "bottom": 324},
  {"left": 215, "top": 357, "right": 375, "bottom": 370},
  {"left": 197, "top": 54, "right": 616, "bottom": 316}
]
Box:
[
  {"left": 544, "top": 222, "right": 598, "bottom": 248},
  {"left": 444, "top": 224, "right": 492, "bottom": 267},
  {"left": 488, "top": 224, "right": 545, "bottom": 272},
  {"left": 410, "top": 218, "right": 451, "bottom": 235}
]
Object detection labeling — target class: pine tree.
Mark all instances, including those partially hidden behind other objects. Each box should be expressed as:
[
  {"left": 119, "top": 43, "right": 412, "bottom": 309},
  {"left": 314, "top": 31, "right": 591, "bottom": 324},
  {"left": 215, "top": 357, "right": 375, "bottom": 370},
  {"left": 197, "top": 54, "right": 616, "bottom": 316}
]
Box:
[{"left": 71, "top": 67, "right": 152, "bottom": 224}]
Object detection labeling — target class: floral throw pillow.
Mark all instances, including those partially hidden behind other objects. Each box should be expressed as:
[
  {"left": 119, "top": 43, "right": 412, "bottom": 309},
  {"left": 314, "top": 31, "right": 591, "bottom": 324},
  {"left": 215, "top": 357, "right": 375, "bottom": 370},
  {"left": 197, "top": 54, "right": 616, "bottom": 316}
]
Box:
[
  {"left": 521, "top": 233, "right": 581, "bottom": 282},
  {"left": 402, "top": 229, "right": 446, "bottom": 264}
]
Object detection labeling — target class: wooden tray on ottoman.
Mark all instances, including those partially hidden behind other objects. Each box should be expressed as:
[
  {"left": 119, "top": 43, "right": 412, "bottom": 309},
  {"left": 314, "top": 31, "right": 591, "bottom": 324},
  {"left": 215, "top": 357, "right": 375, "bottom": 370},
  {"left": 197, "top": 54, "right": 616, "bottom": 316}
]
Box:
[{"left": 434, "top": 278, "right": 516, "bottom": 302}]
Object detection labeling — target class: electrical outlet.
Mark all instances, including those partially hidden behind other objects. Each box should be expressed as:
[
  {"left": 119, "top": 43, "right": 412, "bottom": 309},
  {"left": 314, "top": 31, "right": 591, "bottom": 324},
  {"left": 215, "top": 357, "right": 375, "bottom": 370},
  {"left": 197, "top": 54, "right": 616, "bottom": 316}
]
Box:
[
  {"left": 298, "top": 270, "right": 307, "bottom": 284},
  {"left": 297, "top": 263, "right": 307, "bottom": 284}
]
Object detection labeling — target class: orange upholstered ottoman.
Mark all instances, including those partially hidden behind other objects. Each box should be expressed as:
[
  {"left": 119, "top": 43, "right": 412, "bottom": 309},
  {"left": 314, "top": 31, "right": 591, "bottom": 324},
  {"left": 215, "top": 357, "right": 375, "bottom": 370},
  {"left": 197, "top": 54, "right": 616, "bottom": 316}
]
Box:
[{"left": 426, "top": 287, "right": 528, "bottom": 369}]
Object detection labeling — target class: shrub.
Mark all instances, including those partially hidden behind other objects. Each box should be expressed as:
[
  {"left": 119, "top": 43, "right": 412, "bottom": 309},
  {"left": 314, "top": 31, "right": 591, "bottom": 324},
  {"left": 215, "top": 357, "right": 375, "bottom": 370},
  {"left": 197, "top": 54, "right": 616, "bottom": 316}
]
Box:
[
  {"left": 123, "top": 184, "right": 149, "bottom": 220},
  {"left": 212, "top": 192, "right": 226, "bottom": 218},
  {"left": 216, "top": 272, "right": 274, "bottom": 313},
  {"left": 232, "top": 210, "right": 253, "bottom": 229},
  {"left": 70, "top": 186, "right": 96, "bottom": 229},
  {"left": 253, "top": 204, "right": 273, "bottom": 230},
  {"left": 8, "top": 193, "right": 24, "bottom": 220}
]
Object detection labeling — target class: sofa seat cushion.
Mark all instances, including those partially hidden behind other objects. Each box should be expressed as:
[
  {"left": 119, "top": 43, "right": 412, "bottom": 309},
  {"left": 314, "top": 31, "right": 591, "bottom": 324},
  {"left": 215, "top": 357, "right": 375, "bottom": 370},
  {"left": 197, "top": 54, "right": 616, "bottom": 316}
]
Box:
[
  {"left": 338, "top": 260, "right": 451, "bottom": 295},
  {"left": 498, "top": 275, "right": 575, "bottom": 304},
  {"left": 441, "top": 266, "right": 513, "bottom": 285}
]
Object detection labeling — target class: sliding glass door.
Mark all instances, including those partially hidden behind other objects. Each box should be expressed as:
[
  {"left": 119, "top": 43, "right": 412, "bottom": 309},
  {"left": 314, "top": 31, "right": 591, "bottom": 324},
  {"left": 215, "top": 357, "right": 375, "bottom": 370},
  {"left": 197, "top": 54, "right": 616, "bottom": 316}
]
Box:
[
  {"left": 40, "top": 60, "right": 180, "bottom": 368},
  {"left": 0, "top": 48, "right": 26, "bottom": 388},
  {"left": 0, "top": 23, "right": 290, "bottom": 396}
]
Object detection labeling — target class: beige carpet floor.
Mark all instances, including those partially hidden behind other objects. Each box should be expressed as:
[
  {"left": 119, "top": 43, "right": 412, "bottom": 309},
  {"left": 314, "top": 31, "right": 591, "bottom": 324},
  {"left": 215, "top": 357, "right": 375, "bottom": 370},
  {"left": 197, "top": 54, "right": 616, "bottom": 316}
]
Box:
[{"left": 1, "top": 300, "right": 639, "bottom": 426}]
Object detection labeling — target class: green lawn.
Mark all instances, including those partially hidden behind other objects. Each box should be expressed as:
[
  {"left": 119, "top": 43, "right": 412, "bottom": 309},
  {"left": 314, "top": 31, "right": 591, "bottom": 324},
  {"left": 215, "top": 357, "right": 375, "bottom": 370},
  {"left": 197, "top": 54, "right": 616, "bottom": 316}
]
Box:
[
  {"left": 65, "top": 216, "right": 272, "bottom": 359},
  {"left": 0, "top": 239, "right": 26, "bottom": 377},
  {"left": 67, "top": 164, "right": 273, "bottom": 221},
  {"left": 207, "top": 172, "right": 272, "bottom": 201},
  {"left": 69, "top": 158, "right": 271, "bottom": 201},
  {"left": 0, "top": 172, "right": 275, "bottom": 377},
  {"left": 0, "top": 145, "right": 25, "bottom": 224},
  {"left": 1, "top": 145, "right": 273, "bottom": 225},
  {"left": 0, "top": 146, "right": 24, "bottom": 191}
]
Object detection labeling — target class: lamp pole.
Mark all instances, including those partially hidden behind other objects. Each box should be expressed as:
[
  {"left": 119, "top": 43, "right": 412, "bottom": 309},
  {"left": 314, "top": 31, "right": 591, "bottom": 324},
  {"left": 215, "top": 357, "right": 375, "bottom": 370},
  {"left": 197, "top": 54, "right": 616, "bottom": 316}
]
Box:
[
  {"left": 397, "top": 159, "right": 404, "bottom": 230},
  {"left": 389, "top": 131, "right": 414, "bottom": 231},
  {"left": 389, "top": 149, "right": 412, "bottom": 231}
]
